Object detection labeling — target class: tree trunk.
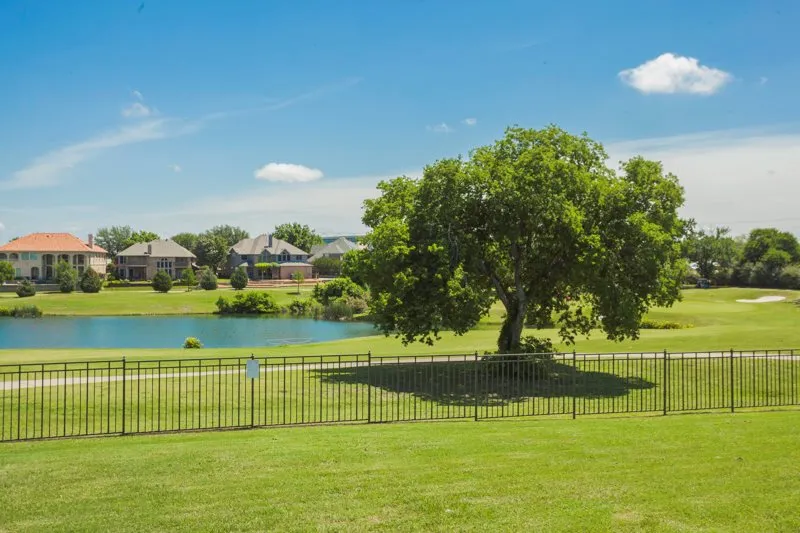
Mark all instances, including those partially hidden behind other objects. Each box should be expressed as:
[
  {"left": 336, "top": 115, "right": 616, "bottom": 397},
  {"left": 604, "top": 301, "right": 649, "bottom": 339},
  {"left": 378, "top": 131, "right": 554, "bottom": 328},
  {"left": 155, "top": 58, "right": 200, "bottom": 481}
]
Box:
[{"left": 497, "top": 297, "right": 528, "bottom": 353}]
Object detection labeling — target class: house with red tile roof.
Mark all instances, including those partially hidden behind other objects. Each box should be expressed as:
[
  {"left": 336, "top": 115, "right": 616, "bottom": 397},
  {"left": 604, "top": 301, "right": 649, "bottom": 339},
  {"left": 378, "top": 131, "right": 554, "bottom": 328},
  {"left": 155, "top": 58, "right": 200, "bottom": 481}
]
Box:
[{"left": 0, "top": 233, "right": 108, "bottom": 281}]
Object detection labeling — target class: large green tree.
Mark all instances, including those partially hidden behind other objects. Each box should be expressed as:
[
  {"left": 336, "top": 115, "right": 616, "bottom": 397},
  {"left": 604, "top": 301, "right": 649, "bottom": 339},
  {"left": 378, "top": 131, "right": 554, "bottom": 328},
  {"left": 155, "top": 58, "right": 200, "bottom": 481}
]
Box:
[
  {"left": 357, "top": 126, "right": 687, "bottom": 353},
  {"left": 195, "top": 234, "right": 228, "bottom": 272},
  {"left": 273, "top": 222, "right": 324, "bottom": 253},
  {"left": 123, "top": 230, "right": 160, "bottom": 249},
  {"left": 204, "top": 225, "right": 250, "bottom": 248},
  {"left": 683, "top": 224, "right": 741, "bottom": 279},
  {"left": 171, "top": 232, "right": 199, "bottom": 254},
  {"left": 742, "top": 228, "right": 800, "bottom": 264}
]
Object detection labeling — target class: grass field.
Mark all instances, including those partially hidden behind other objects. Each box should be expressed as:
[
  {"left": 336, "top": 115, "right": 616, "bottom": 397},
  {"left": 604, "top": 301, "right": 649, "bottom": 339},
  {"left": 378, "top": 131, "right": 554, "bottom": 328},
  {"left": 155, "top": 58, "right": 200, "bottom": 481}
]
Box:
[
  {"left": 0, "top": 286, "right": 315, "bottom": 316},
  {"left": 1, "top": 287, "right": 798, "bottom": 365},
  {"left": 1, "top": 412, "right": 799, "bottom": 532}
]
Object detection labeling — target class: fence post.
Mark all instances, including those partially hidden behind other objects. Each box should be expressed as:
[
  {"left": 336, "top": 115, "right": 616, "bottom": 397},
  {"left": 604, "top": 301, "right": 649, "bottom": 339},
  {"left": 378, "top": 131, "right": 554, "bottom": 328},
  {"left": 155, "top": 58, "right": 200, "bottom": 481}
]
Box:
[
  {"left": 572, "top": 350, "right": 577, "bottom": 419},
  {"left": 367, "top": 351, "right": 372, "bottom": 423},
  {"left": 730, "top": 348, "right": 735, "bottom": 413},
  {"left": 474, "top": 351, "right": 479, "bottom": 422},
  {"left": 662, "top": 349, "right": 668, "bottom": 416},
  {"left": 121, "top": 356, "right": 126, "bottom": 435},
  {"left": 250, "top": 354, "right": 255, "bottom": 428}
]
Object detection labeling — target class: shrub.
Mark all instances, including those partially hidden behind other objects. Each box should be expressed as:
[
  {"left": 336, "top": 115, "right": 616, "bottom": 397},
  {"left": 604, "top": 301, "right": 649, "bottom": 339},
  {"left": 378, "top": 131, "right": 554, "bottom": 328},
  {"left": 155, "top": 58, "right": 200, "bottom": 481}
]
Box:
[
  {"left": 311, "top": 256, "right": 342, "bottom": 277},
  {"left": 322, "top": 298, "right": 354, "bottom": 320},
  {"left": 778, "top": 265, "right": 800, "bottom": 290},
  {"left": 482, "top": 337, "right": 556, "bottom": 380},
  {"left": 152, "top": 270, "right": 173, "bottom": 293},
  {"left": 183, "top": 337, "right": 203, "bottom": 349},
  {"left": 342, "top": 295, "right": 368, "bottom": 314},
  {"left": 0, "top": 261, "right": 14, "bottom": 284},
  {"left": 16, "top": 280, "right": 36, "bottom": 298},
  {"left": 683, "top": 268, "right": 701, "bottom": 286},
  {"left": 312, "top": 277, "right": 365, "bottom": 305},
  {"left": 55, "top": 261, "right": 78, "bottom": 293},
  {"left": 80, "top": 268, "right": 103, "bottom": 293},
  {"left": 215, "top": 292, "right": 280, "bottom": 314},
  {"left": 0, "top": 304, "right": 42, "bottom": 318},
  {"left": 230, "top": 267, "right": 248, "bottom": 290},
  {"left": 640, "top": 319, "right": 692, "bottom": 330},
  {"left": 180, "top": 268, "right": 196, "bottom": 289},
  {"left": 749, "top": 261, "right": 779, "bottom": 288},
  {"left": 287, "top": 298, "right": 323, "bottom": 317},
  {"left": 199, "top": 268, "right": 218, "bottom": 290}
]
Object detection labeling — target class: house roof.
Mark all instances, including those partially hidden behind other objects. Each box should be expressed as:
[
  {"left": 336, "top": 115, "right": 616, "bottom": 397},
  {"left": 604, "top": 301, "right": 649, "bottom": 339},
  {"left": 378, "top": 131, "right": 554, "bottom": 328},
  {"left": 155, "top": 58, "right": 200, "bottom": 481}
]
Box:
[
  {"left": 0, "top": 233, "right": 107, "bottom": 254},
  {"left": 117, "top": 239, "right": 196, "bottom": 258},
  {"left": 231, "top": 234, "right": 308, "bottom": 256},
  {"left": 309, "top": 237, "right": 361, "bottom": 262}
]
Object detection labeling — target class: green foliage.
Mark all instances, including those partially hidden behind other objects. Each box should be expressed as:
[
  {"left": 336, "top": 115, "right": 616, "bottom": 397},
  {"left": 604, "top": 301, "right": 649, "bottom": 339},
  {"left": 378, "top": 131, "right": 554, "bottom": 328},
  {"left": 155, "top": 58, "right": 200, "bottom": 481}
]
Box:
[
  {"left": 287, "top": 298, "right": 323, "bottom": 317},
  {"left": 483, "top": 337, "right": 556, "bottom": 379},
  {"left": 195, "top": 234, "right": 228, "bottom": 272},
  {"left": 340, "top": 249, "right": 368, "bottom": 286},
  {"left": 16, "top": 280, "right": 36, "bottom": 298},
  {"left": 79, "top": 268, "right": 103, "bottom": 293},
  {"left": 290, "top": 270, "right": 305, "bottom": 293},
  {"left": 105, "top": 263, "right": 117, "bottom": 281},
  {"left": 358, "top": 125, "right": 687, "bottom": 353},
  {"left": 180, "top": 268, "right": 196, "bottom": 289},
  {"left": 683, "top": 267, "right": 701, "bottom": 286},
  {"left": 312, "top": 277, "right": 365, "bottom": 305},
  {"left": 0, "top": 304, "right": 43, "bottom": 318},
  {"left": 230, "top": 267, "right": 249, "bottom": 290},
  {"left": 683, "top": 224, "right": 741, "bottom": 279},
  {"left": 640, "top": 319, "right": 692, "bottom": 330},
  {"left": 0, "top": 261, "right": 14, "bottom": 283},
  {"left": 122, "top": 230, "right": 160, "bottom": 250},
  {"left": 215, "top": 292, "right": 280, "bottom": 314},
  {"left": 183, "top": 337, "right": 203, "bottom": 349},
  {"left": 152, "top": 270, "right": 173, "bottom": 293},
  {"left": 310, "top": 256, "right": 341, "bottom": 277},
  {"left": 171, "top": 233, "right": 200, "bottom": 255},
  {"left": 204, "top": 225, "right": 250, "bottom": 248},
  {"left": 199, "top": 268, "right": 218, "bottom": 290},
  {"left": 778, "top": 265, "right": 800, "bottom": 290},
  {"left": 55, "top": 260, "right": 78, "bottom": 293},
  {"left": 273, "top": 222, "right": 324, "bottom": 253},
  {"left": 95, "top": 226, "right": 133, "bottom": 257},
  {"left": 322, "top": 298, "right": 355, "bottom": 320},
  {"left": 743, "top": 228, "right": 800, "bottom": 264}
]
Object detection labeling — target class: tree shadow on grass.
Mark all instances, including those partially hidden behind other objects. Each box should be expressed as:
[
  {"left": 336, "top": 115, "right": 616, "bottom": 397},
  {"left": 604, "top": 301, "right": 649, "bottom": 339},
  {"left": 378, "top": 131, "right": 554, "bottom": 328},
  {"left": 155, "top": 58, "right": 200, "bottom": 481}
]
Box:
[{"left": 315, "top": 360, "right": 655, "bottom": 407}]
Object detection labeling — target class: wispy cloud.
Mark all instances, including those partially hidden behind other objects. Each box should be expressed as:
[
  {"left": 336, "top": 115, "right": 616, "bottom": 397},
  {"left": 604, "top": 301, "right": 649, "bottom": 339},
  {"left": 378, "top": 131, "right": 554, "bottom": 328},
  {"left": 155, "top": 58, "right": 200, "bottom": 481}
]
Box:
[
  {"left": 121, "top": 102, "right": 153, "bottom": 118},
  {"left": 254, "top": 163, "right": 323, "bottom": 183},
  {"left": 3, "top": 78, "right": 361, "bottom": 191},
  {"left": 132, "top": 90, "right": 144, "bottom": 101},
  {"left": 619, "top": 53, "right": 732, "bottom": 95},
  {"left": 427, "top": 123, "right": 454, "bottom": 134},
  {"left": 0, "top": 221, "right": 5, "bottom": 232},
  {"left": 168, "top": 164, "right": 182, "bottom": 173},
  {"left": 462, "top": 118, "right": 477, "bottom": 126},
  {"left": 759, "top": 76, "right": 769, "bottom": 86},
  {"left": 0, "top": 119, "right": 193, "bottom": 191}
]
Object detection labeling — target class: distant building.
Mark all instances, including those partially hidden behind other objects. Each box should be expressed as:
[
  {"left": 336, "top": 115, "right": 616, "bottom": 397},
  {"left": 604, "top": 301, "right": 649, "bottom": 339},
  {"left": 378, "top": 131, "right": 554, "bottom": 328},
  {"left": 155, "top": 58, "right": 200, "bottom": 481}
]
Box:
[
  {"left": 229, "top": 234, "right": 313, "bottom": 280},
  {"left": 321, "top": 235, "right": 363, "bottom": 245},
  {"left": 309, "top": 237, "right": 362, "bottom": 262},
  {"left": 116, "top": 239, "right": 196, "bottom": 281},
  {"left": 0, "top": 233, "right": 108, "bottom": 280}
]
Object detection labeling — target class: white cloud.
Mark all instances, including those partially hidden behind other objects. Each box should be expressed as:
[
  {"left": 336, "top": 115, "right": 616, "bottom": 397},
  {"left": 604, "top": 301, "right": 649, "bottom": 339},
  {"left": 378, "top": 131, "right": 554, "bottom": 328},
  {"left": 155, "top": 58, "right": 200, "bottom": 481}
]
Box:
[
  {"left": 0, "top": 221, "right": 5, "bottom": 232},
  {"left": 168, "top": 164, "right": 182, "bottom": 173},
  {"left": 607, "top": 127, "right": 800, "bottom": 234},
  {"left": 254, "top": 163, "right": 323, "bottom": 183},
  {"left": 427, "top": 123, "right": 454, "bottom": 133},
  {"left": 759, "top": 76, "right": 769, "bottom": 86},
  {"left": 132, "top": 90, "right": 144, "bottom": 101},
  {"left": 0, "top": 119, "right": 195, "bottom": 190},
  {"left": 121, "top": 102, "right": 153, "bottom": 118},
  {"left": 462, "top": 118, "right": 477, "bottom": 126},
  {"left": 618, "top": 53, "right": 732, "bottom": 95}
]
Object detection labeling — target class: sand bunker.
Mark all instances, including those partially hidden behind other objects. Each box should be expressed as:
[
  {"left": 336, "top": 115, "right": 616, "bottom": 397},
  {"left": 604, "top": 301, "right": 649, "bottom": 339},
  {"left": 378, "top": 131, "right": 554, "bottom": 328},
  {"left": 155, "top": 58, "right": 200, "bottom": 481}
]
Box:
[{"left": 735, "top": 296, "right": 787, "bottom": 304}]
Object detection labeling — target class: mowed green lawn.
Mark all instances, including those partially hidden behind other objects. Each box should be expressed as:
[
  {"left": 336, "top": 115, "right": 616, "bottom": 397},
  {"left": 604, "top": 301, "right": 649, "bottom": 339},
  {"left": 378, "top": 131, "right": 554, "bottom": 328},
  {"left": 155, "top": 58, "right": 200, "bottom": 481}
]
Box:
[
  {"left": 0, "top": 286, "right": 315, "bottom": 316},
  {"left": 0, "top": 287, "right": 798, "bottom": 365},
  {"left": 0, "top": 412, "right": 798, "bottom": 532}
]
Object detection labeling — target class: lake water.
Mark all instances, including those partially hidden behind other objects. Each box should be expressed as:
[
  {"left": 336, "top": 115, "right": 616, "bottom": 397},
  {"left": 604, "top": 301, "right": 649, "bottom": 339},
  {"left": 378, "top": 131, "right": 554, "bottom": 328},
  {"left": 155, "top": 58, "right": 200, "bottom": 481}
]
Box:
[{"left": 0, "top": 316, "right": 377, "bottom": 349}]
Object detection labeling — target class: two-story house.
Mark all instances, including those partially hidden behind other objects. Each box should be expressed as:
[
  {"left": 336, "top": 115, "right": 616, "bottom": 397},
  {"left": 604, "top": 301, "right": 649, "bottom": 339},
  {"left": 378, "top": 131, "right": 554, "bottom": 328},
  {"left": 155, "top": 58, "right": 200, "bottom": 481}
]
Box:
[
  {"left": 229, "top": 234, "right": 313, "bottom": 280},
  {"left": 116, "top": 239, "right": 196, "bottom": 281},
  {"left": 0, "top": 233, "right": 108, "bottom": 281}
]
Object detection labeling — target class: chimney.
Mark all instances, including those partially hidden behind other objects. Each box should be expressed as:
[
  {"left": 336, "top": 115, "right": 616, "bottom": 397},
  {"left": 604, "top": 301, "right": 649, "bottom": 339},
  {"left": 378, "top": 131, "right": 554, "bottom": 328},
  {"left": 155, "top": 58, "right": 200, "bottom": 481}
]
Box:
[
  {"left": 147, "top": 244, "right": 152, "bottom": 255},
  {"left": 268, "top": 234, "right": 273, "bottom": 248},
  {"left": 88, "top": 234, "right": 94, "bottom": 248}
]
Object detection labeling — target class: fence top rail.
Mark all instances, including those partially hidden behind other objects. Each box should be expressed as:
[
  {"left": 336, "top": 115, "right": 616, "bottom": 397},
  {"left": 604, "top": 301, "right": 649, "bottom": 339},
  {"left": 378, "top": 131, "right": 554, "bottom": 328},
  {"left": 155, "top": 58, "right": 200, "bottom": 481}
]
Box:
[{"left": 1, "top": 348, "right": 798, "bottom": 371}]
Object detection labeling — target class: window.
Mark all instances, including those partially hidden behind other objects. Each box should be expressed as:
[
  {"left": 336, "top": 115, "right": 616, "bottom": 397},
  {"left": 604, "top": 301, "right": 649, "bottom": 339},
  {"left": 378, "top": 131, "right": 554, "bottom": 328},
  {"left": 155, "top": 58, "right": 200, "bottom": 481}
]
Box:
[
  {"left": 9, "top": 253, "right": 19, "bottom": 261},
  {"left": 14, "top": 268, "right": 21, "bottom": 277},
  {"left": 0, "top": 253, "right": 6, "bottom": 260},
  {"left": 280, "top": 251, "right": 290, "bottom": 262},
  {"left": 21, "top": 253, "right": 29, "bottom": 260},
  {"left": 29, "top": 253, "right": 38, "bottom": 260},
  {"left": 118, "top": 256, "right": 127, "bottom": 265},
  {"left": 240, "top": 255, "right": 248, "bottom": 261},
  {"left": 156, "top": 258, "right": 173, "bottom": 277}
]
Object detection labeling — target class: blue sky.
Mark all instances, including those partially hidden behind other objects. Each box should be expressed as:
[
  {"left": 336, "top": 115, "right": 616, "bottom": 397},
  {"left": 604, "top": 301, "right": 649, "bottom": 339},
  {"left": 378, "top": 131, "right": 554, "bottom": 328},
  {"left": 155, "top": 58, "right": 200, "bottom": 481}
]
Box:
[{"left": 2, "top": 0, "right": 800, "bottom": 240}]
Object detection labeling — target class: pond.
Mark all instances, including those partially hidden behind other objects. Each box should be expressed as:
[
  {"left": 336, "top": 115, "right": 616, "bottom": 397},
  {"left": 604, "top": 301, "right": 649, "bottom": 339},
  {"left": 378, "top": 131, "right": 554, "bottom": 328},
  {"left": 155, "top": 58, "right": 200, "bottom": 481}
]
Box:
[{"left": 0, "top": 316, "right": 377, "bottom": 350}]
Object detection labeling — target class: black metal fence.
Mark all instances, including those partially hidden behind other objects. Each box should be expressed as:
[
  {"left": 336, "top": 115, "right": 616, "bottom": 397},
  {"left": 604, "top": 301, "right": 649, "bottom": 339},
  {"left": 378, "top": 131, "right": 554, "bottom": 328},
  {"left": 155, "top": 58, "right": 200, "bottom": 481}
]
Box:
[{"left": 2, "top": 349, "right": 799, "bottom": 442}]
